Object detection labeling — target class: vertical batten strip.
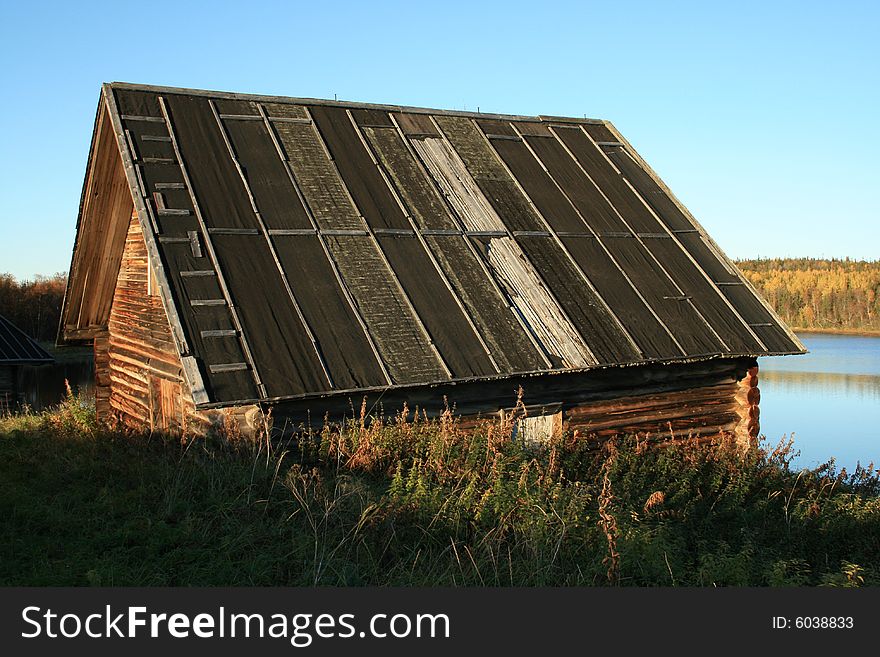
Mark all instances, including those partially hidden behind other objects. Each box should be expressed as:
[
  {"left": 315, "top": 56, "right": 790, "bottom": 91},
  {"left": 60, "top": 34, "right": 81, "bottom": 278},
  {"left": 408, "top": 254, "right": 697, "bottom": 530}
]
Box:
[
  {"left": 257, "top": 103, "right": 393, "bottom": 386},
  {"left": 508, "top": 122, "right": 688, "bottom": 358},
  {"left": 157, "top": 95, "right": 267, "bottom": 399},
  {"left": 208, "top": 99, "right": 335, "bottom": 389},
  {"left": 345, "top": 109, "right": 501, "bottom": 375},
  {"left": 387, "top": 112, "right": 554, "bottom": 371},
  {"left": 304, "top": 106, "right": 454, "bottom": 381},
  {"left": 472, "top": 119, "right": 645, "bottom": 360},
  {"left": 423, "top": 115, "right": 596, "bottom": 367},
  {"left": 547, "top": 124, "right": 731, "bottom": 352},
  {"left": 578, "top": 125, "right": 766, "bottom": 350},
  {"left": 593, "top": 125, "right": 783, "bottom": 352},
  {"left": 609, "top": 137, "right": 801, "bottom": 354}
]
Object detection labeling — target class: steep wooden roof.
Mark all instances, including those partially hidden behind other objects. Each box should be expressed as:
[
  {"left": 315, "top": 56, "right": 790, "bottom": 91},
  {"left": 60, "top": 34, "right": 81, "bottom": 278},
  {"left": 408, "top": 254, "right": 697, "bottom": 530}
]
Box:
[
  {"left": 61, "top": 82, "right": 804, "bottom": 408},
  {"left": 0, "top": 315, "right": 53, "bottom": 363}
]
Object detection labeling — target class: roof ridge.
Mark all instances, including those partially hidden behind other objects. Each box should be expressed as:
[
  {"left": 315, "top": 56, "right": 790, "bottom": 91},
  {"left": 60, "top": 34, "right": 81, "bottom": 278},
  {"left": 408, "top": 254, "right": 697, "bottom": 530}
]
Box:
[{"left": 107, "top": 81, "right": 609, "bottom": 125}]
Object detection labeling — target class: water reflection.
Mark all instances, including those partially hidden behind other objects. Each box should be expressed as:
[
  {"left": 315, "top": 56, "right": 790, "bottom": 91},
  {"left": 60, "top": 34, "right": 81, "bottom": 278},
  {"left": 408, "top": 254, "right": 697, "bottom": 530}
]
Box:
[
  {"left": 759, "top": 370, "right": 880, "bottom": 402},
  {"left": 758, "top": 333, "right": 880, "bottom": 471}
]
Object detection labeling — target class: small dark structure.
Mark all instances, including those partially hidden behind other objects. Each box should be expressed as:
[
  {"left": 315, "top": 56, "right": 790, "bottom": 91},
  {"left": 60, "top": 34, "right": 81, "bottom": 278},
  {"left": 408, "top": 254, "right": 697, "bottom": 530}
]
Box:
[
  {"left": 60, "top": 82, "right": 804, "bottom": 443},
  {"left": 0, "top": 314, "right": 53, "bottom": 413}
]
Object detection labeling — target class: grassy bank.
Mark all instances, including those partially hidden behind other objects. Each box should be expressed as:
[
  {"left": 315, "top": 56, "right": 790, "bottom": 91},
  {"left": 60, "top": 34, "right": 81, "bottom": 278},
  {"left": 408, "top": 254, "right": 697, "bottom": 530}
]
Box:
[{"left": 1, "top": 397, "right": 878, "bottom": 587}]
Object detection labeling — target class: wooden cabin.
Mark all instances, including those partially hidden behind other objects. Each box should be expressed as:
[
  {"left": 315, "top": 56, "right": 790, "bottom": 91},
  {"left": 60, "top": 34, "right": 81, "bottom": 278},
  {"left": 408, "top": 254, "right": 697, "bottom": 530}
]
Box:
[
  {"left": 0, "top": 314, "right": 53, "bottom": 413},
  {"left": 58, "top": 82, "right": 804, "bottom": 444}
]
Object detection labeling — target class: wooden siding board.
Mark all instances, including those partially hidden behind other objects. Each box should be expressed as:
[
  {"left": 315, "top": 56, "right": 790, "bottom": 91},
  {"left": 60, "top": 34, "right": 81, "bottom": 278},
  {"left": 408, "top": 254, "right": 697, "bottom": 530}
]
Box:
[
  {"left": 62, "top": 111, "right": 134, "bottom": 334},
  {"left": 434, "top": 116, "right": 636, "bottom": 364},
  {"left": 93, "top": 332, "right": 111, "bottom": 418},
  {"left": 272, "top": 235, "right": 389, "bottom": 389},
  {"left": 376, "top": 235, "right": 496, "bottom": 378},
  {"left": 514, "top": 236, "right": 640, "bottom": 364},
  {"left": 270, "top": 120, "right": 364, "bottom": 230},
  {"left": 104, "top": 214, "right": 227, "bottom": 429},
  {"left": 209, "top": 234, "right": 329, "bottom": 397},
  {"left": 559, "top": 238, "right": 683, "bottom": 359},
  {"left": 221, "top": 119, "right": 314, "bottom": 230},
  {"left": 423, "top": 235, "right": 546, "bottom": 373},
  {"left": 325, "top": 235, "right": 447, "bottom": 384},
  {"left": 164, "top": 95, "right": 260, "bottom": 231},
  {"left": 309, "top": 105, "right": 411, "bottom": 230}
]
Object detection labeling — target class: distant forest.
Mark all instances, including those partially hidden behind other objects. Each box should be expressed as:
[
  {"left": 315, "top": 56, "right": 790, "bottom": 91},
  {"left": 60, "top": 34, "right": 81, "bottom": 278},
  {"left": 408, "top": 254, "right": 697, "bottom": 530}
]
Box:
[
  {"left": 0, "top": 258, "right": 877, "bottom": 344},
  {"left": 736, "top": 258, "right": 880, "bottom": 333},
  {"left": 0, "top": 273, "right": 66, "bottom": 343}
]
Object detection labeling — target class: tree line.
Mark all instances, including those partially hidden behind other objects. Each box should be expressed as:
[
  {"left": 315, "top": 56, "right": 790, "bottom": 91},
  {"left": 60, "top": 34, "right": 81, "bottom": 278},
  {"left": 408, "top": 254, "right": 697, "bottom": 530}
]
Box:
[
  {"left": 736, "top": 258, "right": 879, "bottom": 332},
  {"left": 0, "top": 273, "right": 67, "bottom": 343}
]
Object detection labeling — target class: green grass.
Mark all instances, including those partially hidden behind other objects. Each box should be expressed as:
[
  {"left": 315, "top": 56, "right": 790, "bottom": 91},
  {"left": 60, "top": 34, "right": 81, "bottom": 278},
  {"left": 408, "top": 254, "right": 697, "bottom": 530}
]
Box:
[{"left": 1, "top": 396, "right": 878, "bottom": 586}]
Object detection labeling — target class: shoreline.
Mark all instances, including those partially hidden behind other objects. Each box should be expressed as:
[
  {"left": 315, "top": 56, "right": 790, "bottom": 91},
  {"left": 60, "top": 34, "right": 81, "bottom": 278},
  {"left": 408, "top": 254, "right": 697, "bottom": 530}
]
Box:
[{"left": 791, "top": 326, "right": 880, "bottom": 338}]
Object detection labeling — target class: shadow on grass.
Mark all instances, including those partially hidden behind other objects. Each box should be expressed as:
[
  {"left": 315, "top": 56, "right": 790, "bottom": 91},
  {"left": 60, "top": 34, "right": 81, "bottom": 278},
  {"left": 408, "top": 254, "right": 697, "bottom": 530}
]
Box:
[{"left": 1, "top": 393, "right": 878, "bottom": 587}]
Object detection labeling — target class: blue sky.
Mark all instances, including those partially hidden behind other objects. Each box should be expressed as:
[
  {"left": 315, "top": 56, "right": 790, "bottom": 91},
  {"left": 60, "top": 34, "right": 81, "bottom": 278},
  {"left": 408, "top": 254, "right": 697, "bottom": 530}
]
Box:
[{"left": 1, "top": 0, "right": 877, "bottom": 280}]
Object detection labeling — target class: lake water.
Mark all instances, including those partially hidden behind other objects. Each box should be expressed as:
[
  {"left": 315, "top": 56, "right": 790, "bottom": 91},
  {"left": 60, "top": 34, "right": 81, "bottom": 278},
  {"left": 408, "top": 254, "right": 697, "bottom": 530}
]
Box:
[{"left": 759, "top": 332, "right": 880, "bottom": 472}]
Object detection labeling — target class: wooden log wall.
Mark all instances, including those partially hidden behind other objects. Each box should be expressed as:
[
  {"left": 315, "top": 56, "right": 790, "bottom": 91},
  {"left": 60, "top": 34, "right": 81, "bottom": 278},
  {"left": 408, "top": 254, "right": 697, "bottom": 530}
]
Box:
[
  {"left": 101, "top": 211, "right": 221, "bottom": 434},
  {"left": 564, "top": 363, "right": 759, "bottom": 448},
  {"left": 734, "top": 365, "right": 760, "bottom": 447},
  {"left": 93, "top": 330, "right": 110, "bottom": 418}
]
